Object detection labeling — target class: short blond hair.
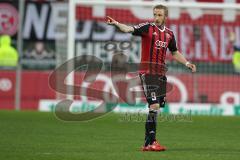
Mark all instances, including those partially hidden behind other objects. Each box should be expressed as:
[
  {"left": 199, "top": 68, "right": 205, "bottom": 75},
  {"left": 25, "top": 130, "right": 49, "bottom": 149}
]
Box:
[{"left": 153, "top": 4, "right": 168, "bottom": 17}]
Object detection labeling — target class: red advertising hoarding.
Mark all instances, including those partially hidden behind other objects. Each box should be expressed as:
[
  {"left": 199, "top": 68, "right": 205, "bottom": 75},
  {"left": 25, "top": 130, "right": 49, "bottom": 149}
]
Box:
[{"left": 0, "top": 71, "right": 239, "bottom": 110}]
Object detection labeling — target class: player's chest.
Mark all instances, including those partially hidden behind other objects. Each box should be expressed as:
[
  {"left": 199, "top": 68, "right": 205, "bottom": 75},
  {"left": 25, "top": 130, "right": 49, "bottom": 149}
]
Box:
[{"left": 145, "top": 28, "right": 171, "bottom": 49}]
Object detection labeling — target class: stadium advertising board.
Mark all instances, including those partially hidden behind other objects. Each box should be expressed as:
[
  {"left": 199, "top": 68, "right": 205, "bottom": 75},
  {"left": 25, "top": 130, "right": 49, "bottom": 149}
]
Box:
[
  {"left": 76, "top": 0, "right": 240, "bottom": 61},
  {"left": 0, "top": 71, "right": 239, "bottom": 110},
  {"left": 0, "top": 0, "right": 239, "bottom": 68},
  {"left": 38, "top": 100, "right": 240, "bottom": 116},
  {"left": 21, "top": 0, "right": 240, "bottom": 62}
]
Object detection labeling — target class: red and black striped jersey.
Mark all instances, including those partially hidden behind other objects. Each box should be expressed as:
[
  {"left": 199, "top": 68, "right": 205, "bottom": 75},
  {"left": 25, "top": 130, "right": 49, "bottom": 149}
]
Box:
[{"left": 132, "top": 22, "right": 178, "bottom": 75}]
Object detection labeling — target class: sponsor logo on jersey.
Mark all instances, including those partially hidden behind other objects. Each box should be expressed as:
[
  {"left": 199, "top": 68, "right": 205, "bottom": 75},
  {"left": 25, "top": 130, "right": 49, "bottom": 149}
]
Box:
[{"left": 155, "top": 40, "right": 167, "bottom": 49}]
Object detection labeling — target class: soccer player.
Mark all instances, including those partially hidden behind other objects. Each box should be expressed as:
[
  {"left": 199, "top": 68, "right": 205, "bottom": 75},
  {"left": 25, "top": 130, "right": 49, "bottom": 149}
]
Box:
[{"left": 107, "top": 4, "right": 196, "bottom": 151}]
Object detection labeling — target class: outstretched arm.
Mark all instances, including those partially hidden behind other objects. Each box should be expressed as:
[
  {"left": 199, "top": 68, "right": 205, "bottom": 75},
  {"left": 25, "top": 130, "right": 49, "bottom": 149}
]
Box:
[
  {"left": 172, "top": 50, "right": 197, "bottom": 72},
  {"left": 106, "top": 16, "right": 134, "bottom": 33}
]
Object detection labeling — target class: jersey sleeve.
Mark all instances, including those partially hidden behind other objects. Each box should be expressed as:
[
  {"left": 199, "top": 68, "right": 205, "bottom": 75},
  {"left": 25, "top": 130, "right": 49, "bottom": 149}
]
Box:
[
  {"left": 132, "top": 22, "right": 150, "bottom": 36},
  {"left": 168, "top": 34, "right": 178, "bottom": 53}
]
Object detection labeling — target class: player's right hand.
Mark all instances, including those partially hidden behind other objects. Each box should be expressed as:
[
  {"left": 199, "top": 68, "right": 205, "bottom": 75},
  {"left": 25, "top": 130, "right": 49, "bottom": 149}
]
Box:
[{"left": 106, "top": 16, "right": 118, "bottom": 25}]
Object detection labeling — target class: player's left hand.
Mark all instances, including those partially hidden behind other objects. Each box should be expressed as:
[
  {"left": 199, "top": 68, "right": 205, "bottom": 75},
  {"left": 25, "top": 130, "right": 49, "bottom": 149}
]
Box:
[{"left": 187, "top": 63, "right": 196, "bottom": 73}]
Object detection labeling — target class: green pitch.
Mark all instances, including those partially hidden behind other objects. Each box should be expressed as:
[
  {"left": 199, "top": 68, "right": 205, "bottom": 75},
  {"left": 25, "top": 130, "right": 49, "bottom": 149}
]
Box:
[{"left": 0, "top": 110, "right": 240, "bottom": 160}]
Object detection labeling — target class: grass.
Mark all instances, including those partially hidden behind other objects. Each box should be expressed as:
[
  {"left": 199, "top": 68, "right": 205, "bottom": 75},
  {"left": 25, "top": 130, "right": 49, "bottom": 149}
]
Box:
[{"left": 0, "top": 110, "right": 240, "bottom": 160}]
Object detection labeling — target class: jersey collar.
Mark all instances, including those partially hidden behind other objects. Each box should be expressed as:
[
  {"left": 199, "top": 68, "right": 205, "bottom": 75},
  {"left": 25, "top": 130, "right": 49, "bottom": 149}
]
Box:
[{"left": 153, "top": 23, "right": 165, "bottom": 32}]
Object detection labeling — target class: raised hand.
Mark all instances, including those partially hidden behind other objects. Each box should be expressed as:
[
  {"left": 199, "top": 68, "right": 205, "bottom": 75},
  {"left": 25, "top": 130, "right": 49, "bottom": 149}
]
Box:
[{"left": 106, "top": 16, "right": 119, "bottom": 25}]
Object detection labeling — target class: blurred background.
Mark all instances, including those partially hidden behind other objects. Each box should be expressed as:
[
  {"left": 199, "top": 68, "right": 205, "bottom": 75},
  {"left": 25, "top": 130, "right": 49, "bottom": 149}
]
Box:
[{"left": 0, "top": 0, "right": 240, "bottom": 116}]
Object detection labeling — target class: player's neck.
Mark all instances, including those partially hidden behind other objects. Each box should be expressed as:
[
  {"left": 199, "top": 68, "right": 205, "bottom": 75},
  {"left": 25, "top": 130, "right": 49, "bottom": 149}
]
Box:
[
  {"left": 157, "top": 24, "right": 165, "bottom": 30},
  {"left": 154, "top": 23, "right": 165, "bottom": 31}
]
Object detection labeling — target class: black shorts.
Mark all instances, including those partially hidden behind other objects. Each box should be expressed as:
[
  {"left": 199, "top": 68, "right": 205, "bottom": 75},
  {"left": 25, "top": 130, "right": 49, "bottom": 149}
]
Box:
[{"left": 139, "top": 73, "right": 167, "bottom": 108}]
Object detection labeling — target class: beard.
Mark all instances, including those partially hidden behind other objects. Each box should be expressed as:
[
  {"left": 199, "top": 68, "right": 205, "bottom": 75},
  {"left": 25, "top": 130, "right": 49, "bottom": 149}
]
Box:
[{"left": 155, "top": 19, "right": 165, "bottom": 26}]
